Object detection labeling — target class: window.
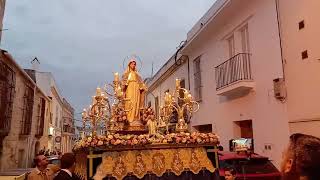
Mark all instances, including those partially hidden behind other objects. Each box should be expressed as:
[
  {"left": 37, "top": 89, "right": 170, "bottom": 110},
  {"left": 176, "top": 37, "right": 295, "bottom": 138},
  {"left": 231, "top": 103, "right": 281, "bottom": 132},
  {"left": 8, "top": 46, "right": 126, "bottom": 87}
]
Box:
[
  {"left": 234, "top": 120, "right": 253, "bottom": 139},
  {"left": 0, "top": 60, "right": 15, "bottom": 138},
  {"left": 240, "top": 25, "right": 250, "bottom": 53},
  {"left": 299, "top": 20, "right": 305, "bottom": 30},
  {"left": 179, "top": 79, "right": 186, "bottom": 98},
  {"left": 193, "top": 56, "right": 202, "bottom": 101},
  {"left": 302, "top": 50, "right": 308, "bottom": 59},
  {"left": 36, "top": 98, "right": 46, "bottom": 136},
  {"left": 20, "top": 85, "right": 34, "bottom": 135},
  {"left": 55, "top": 105, "right": 58, "bottom": 127},
  {"left": 178, "top": 79, "right": 186, "bottom": 105},
  {"left": 227, "top": 35, "right": 235, "bottom": 57}
]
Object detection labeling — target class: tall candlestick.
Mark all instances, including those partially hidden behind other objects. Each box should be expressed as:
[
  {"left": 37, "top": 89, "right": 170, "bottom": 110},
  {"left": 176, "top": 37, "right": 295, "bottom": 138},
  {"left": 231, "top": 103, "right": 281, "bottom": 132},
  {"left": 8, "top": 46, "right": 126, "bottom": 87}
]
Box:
[
  {"left": 176, "top": 79, "right": 181, "bottom": 89},
  {"left": 114, "top": 72, "right": 119, "bottom": 82}
]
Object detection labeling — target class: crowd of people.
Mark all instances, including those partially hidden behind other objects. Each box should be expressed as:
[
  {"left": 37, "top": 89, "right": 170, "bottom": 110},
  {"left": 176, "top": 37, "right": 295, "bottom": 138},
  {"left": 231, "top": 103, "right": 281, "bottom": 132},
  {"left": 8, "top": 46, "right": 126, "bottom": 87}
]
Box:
[
  {"left": 37, "top": 147, "right": 62, "bottom": 157},
  {"left": 27, "top": 133, "right": 320, "bottom": 180}
]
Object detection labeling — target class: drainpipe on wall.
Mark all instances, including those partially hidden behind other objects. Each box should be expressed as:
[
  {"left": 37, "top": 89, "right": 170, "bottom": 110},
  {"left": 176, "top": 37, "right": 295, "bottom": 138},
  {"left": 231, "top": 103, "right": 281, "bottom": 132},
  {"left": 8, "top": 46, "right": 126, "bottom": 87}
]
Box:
[{"left": 275, "top": 0, "right": 285, "bottom": 80}]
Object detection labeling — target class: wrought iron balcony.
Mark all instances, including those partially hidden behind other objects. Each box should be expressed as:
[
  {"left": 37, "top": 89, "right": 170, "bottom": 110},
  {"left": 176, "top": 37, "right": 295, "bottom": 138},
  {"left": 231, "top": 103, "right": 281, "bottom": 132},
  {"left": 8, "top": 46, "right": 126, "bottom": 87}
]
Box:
[
  {"left": 63, "top": 125, "right": 75, "bottom": 134},
  {"left": 215, "top": 53, "right": 255, "bottom": 96}
]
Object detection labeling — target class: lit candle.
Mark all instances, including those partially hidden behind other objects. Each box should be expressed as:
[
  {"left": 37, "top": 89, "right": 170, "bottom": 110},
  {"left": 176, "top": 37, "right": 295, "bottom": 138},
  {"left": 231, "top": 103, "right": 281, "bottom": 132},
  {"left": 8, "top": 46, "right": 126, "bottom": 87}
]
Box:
[
  {"left": 168, "top": 94, "right": 172, "bottom": 102},
  {"left": 176, "top": 79, "right": 181, "bottom": 89},
  {"left": 184, "top": 91, "right": 188, "bottom": 99},
  {"left": 114, "top": 72, "right": 119, "bottom": 82},
  {"left": 96, "top": 87, "right": 102, "bottom": 96},
  {"left": 187, "top": 94, "right": 192, "bottom": 102}
]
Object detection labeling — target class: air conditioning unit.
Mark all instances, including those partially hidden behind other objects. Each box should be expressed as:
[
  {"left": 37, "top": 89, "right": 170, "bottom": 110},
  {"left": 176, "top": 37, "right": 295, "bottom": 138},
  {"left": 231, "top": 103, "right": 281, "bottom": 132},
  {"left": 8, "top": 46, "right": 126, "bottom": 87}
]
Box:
[{"left": 273, "top": 78, "right": 286, "bottom": 100}]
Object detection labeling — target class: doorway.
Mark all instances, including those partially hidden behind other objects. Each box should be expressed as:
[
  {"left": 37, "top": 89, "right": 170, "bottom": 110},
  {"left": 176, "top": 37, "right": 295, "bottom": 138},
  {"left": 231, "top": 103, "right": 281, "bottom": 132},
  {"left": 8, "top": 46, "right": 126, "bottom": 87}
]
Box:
[{"left": 233, "top": 120, "right": 253, "bottom": 138}]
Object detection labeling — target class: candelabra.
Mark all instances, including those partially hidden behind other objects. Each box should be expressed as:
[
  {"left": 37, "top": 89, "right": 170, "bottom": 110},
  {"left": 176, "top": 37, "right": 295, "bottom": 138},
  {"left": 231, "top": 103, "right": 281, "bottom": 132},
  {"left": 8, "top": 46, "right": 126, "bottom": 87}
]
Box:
[
  {"left": 160, "top": 79, "right": 199, "bottom": 133},
  {"left": 82, "top": 87, "right": 111, "bottom": 136}
]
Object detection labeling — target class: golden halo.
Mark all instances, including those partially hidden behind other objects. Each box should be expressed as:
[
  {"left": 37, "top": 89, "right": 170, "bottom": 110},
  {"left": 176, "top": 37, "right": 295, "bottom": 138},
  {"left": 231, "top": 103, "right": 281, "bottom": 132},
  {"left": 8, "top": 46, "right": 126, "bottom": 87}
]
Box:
[{"left": 122, "top": 54, "right": 142, "bottom": 71}]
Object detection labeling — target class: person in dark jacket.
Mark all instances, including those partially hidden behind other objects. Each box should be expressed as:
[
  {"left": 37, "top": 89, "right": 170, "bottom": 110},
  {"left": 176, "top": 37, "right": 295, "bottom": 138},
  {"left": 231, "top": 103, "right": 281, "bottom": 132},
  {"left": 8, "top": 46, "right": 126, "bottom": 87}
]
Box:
[{"left": 54, "top": 153, "right": 80, "bottom": 180}]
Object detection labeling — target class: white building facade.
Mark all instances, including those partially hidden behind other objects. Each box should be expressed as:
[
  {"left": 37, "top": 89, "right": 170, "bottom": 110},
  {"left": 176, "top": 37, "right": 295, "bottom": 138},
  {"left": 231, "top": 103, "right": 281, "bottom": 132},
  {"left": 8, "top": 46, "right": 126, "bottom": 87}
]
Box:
[
  {"left": 33, "top": 68, "right": 65, "bottom": 153},
  {"left": 277, "top": 0, "right": 320, "bottom": 137},
  {"left": 147, "top": 0, "right": 320, "bottom": 168}
]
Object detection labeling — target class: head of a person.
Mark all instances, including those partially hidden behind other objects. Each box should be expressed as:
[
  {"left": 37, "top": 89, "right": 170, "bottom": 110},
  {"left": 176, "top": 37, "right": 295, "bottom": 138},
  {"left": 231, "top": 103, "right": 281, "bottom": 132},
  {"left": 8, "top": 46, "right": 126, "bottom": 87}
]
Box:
[
  {"left": 224, "top": 167, "right": 236, "bottom": 180},
  {"left": 129, "top": 60, "right": 136, "bottom": 71},
  {"left": 60, "top": 153, "right": 76, "bottom": 172},
  {"left": 281, "top": 133, "right": 320, "bottom": 180},
  {"left": 34, "top": 155, "right": 48, "bottom": 169}
]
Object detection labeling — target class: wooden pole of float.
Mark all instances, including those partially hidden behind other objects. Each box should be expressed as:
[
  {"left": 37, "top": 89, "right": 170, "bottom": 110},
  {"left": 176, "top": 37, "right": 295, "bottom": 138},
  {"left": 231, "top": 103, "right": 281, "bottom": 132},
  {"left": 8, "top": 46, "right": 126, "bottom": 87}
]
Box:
[
  {"left": 214, "top": 145, "right": 219, "bottom": 169},
  {"left": 89, "top": 150, "right": 93, "bottom": 177}
]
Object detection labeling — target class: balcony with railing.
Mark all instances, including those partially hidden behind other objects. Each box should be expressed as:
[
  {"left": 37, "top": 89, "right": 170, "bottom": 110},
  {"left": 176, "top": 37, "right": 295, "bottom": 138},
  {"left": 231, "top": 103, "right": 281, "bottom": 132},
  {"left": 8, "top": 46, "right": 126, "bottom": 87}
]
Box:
[
  {"left": 215, "top": 53, "right": 255, "bottom": 96},
  {"left": 63, "top": 124, "right": 75, "bottom": 135}
]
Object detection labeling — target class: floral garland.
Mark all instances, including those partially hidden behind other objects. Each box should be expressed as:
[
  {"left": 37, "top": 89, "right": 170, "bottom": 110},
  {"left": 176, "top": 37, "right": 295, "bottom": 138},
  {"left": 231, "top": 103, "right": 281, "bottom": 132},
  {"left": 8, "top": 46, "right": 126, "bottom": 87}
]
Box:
[
  {"left": 113, "top": 104, "right": 127, "bottom": 123},
  {"left": 74, "top": 132, "right": 219, "bottom": 150},
  {"left": 141, "top": 107, "right": 155, "bottom": 124}
]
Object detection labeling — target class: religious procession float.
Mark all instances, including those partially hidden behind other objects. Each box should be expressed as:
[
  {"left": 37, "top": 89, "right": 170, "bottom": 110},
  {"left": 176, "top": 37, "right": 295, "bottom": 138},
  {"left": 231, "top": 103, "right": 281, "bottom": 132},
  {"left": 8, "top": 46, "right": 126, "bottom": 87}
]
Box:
[{"left": 73, "top": 56, "right": 220, "bottom": 180}]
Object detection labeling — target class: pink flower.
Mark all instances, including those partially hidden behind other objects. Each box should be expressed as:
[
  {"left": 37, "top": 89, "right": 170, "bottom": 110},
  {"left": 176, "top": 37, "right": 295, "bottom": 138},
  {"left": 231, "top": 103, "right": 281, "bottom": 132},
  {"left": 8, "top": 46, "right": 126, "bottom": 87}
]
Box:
[
  {"left": 111, "top": 139, "right": 116, "bottom": 144},
  {"left": 175, "top": 137, "right": 181, "bottom": 143},
  {"left": 115, "top": 139, "right": 121, "bottom": 145},
  {"left": 98, "top": 140, "right": 103, "bottom": 146},
  {"left": 132, "top": 139, "right": 138, "bottom": 145},
  {"left": 127, "top": 140, "right": 132, "bottom": 145}
]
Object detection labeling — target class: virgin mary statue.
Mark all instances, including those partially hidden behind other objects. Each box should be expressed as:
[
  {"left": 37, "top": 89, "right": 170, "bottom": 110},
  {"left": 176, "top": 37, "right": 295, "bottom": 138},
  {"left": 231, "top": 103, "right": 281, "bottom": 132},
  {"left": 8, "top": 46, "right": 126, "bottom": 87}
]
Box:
[{"left": 122, "top": 60, "right": 147, "bottom": 127}]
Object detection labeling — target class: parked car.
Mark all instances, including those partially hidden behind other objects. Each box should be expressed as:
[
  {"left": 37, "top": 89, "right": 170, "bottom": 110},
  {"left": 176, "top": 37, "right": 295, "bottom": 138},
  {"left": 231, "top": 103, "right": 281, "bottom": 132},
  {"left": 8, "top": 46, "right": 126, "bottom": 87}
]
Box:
[
  {"left": 0, "top": 168, "right": 32, "bottom": 180},
  {"left": 47, "top": 155, "right": 60, "bottom": 166},
  {"left": 218, "top": 151, "right": 281, "bottom": 180}
]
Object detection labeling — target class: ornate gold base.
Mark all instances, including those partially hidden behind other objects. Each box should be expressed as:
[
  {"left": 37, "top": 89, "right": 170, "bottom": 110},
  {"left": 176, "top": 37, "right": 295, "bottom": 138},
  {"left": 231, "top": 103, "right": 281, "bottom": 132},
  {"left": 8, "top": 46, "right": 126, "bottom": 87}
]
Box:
[{"left": 117, "top": 124, "right": 148, "bottom": 135}]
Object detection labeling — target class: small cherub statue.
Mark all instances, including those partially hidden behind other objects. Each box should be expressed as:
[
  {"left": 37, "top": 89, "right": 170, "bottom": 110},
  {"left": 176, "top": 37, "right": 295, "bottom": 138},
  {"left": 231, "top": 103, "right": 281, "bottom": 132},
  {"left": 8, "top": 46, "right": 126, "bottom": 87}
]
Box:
[{"left": 147, "top": 117, "right": 157, "bottom": 135}]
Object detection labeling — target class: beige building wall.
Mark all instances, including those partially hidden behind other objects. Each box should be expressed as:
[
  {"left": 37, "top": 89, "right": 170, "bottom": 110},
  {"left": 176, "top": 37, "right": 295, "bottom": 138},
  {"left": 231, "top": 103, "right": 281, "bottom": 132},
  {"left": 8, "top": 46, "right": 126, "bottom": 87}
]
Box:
[
  {"left": 0, "top": 0, "right": 5, "bottom": 42},
  {"left": 62, "top": 98, "right": 75, "bottom": 153},
  {"left": 50, "top": 87, "right": 63, "bottom": 152},
  {"left": 278, "top": 0, "right": 320, "bottom": 137},
  {"left": 0, "top": 51, "right": 49, "bottom": 170},
  {"left": 35, "top": 71, "right": 65, "bottom": 153}
]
